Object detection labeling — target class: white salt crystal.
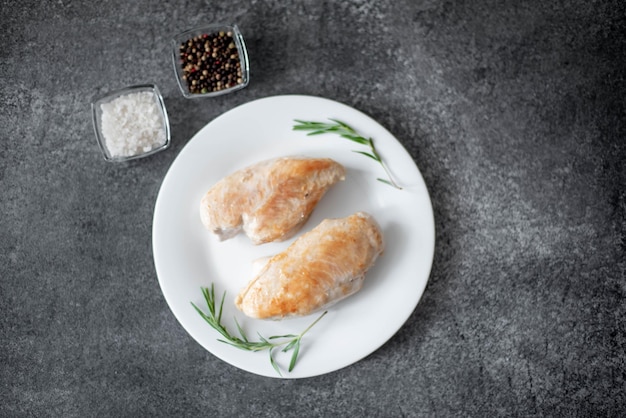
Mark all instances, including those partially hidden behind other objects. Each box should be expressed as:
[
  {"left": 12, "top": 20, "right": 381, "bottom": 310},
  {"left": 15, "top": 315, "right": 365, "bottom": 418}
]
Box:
[{"left": 100, "top": 91, "right": 166, "bottom": 158}]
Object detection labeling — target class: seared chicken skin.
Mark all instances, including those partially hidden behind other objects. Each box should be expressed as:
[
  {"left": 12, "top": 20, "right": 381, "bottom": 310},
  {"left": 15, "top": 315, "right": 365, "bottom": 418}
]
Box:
[
  {"left": 200, "top": 157, "right": 345, "bottom": 245},
  {"left": 236, "top": 212, "right": 384, "bottom": 319}
]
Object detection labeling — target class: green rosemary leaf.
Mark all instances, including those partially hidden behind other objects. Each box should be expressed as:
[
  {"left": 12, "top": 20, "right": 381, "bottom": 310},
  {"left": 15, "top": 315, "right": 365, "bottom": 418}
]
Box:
[
  {"left": 217, "top": 289, "right": 226, "bottom": 324},
  {"left": 306, "top": 130, "right": 331, "bottom": 136},
  {"left": 269, "top": 347, "right": 282, "bottom": 377},
  {"left": 234, "top": 317, "right": 248, "bottom": 342},
  {"left": 288, "top": 341, "right": 301, "bottom": 372},
  {"left": 353, "top": 150, "right": 380, "bottom": 161},
  {"left": 269, "top": 334, "right": 298, "bottom": 340},
  {"left": 329, "top": 118, "right": 356, "bottom": 132},
  {"left": 202, "top": 286, "right": 214, "bottom": 316},
  {"left": 281, "top": 339, "right": 299, "bottom": 352},
  {"left": 293, "top": 119, "right": 320, "bottom": 126},
  {"left": 340, "top": 134, "right": 370, "bottom": 145},
  {"left": 191, "top": 302, "right": 209, "bottom": 322}
]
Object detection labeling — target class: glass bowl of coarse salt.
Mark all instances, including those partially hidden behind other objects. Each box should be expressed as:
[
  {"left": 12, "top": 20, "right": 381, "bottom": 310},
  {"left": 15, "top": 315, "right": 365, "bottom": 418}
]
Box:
[{"left": 91, "top": 84, "right": 170, "bottom": 162}]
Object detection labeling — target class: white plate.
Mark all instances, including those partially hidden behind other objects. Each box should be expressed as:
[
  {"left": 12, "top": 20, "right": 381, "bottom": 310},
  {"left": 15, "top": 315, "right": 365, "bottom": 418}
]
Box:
[{"left": 152, "top": 95, "right": 435, "bottom": 378}]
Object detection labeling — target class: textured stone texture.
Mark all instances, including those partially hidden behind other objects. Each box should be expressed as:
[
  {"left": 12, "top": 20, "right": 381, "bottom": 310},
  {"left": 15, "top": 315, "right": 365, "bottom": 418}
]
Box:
[{"left": 1, "top": 0, "right": 625, "bottom": 416}]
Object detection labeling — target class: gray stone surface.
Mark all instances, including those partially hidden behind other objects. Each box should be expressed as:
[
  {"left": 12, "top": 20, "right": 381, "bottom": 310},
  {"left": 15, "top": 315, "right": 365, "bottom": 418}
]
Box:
[{"left": 1, "top": 0, "right": 625, "bottom": 416}]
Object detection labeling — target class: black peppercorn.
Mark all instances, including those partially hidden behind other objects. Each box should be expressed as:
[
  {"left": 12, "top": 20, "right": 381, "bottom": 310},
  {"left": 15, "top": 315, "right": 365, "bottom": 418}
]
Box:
[{"left": 178, "top": 30, "right": 244, "bottom": 95}]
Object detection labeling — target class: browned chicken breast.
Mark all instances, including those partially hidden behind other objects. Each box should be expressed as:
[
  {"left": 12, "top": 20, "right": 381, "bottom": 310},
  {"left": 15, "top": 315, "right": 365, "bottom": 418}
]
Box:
[
  {"left": 200, "top": 157, "right": 345, "bottom": 245},
  {"left": 235, "top": 212, "right": 384, "bottom": 319}
]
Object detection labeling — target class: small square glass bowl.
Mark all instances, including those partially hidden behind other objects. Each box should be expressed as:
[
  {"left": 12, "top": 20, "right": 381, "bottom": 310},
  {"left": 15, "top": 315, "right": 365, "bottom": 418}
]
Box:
[
  {"left": 91, "top": 84, "right": 171, "bottom": 162},
  {"left": 172, "top": 23, "right": 250, "bottom": 98}
]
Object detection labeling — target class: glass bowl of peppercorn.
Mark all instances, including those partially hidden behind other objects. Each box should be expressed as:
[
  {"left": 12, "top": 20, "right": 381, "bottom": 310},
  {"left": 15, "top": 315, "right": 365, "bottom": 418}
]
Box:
[{"left": 172, "top": 24, "right": 250, "bottom": 98}]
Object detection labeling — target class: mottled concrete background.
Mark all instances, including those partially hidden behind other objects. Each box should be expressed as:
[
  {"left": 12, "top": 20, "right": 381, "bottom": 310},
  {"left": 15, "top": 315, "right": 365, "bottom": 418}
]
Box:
[{"left": 1, "top": 0, "right": 625, "bottom": 416}]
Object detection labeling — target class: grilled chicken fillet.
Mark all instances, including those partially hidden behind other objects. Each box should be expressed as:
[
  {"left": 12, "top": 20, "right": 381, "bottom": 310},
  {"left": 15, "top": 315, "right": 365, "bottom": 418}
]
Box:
[
  {"left": 236, "top": 212, "right": 384, "bottom": 319},
  {"left": 200, "top": 157, "right": 345, "bottom": 244}
]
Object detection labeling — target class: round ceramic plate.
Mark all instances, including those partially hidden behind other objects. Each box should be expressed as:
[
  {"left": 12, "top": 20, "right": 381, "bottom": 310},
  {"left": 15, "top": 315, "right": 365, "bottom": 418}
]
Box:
[{"left": 152, "top": 95, "right": 435, "bottom": 378}]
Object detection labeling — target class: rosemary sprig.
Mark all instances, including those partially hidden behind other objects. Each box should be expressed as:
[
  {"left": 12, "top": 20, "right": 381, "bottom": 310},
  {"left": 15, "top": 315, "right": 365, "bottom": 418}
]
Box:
[
  {"left": 191, "top": 284, "right": 327, "bottom": 376},
  {"left": 293, "top": 118, "right": 402, "bottom": 189}
]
